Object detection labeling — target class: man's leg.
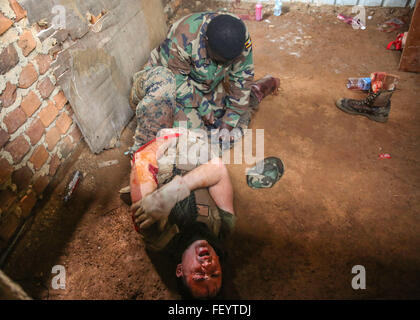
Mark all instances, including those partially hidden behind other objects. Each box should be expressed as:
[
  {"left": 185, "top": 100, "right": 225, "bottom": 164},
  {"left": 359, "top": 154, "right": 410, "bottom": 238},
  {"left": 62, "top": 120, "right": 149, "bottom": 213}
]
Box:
[{"left": 130, "top": 66, "right": 176, "bottom": 153}]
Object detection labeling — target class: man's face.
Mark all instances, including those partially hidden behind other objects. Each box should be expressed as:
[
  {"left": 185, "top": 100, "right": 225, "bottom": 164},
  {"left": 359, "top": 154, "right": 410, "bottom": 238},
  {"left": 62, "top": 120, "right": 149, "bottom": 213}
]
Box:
[{"left": 176, "top": 240, "right": 222, "bottom": 298}]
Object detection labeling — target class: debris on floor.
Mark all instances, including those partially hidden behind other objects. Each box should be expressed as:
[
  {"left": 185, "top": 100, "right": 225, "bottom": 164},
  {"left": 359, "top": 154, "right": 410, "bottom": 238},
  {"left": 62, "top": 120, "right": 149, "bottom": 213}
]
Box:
[
  {"left": 98, "top": 160, "right": 120, "bottom": 168},
  {"left": 386, "top": 32, "right": 408, "bottom": 50},
  {"left": 378, "top": 153, "right": 392, "bottom": 159},
  {"left": 377, "top": 17, "right": 405, "bottom": 32},
  {"left": 347, "top": 77, "right": 371, "bottom": 91},
  {"left": 63, "top": 171, "right": 83, "bottom": 203},
  {"left": 337, "top": 13, "right": 366, "bottom": 30}
]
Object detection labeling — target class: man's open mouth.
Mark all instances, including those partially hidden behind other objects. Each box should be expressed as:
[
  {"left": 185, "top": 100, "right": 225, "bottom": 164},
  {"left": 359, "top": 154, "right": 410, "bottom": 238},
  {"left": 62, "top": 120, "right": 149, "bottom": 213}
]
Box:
[{"left": 197, "top": 247, "right": 210, "bottom": 257}]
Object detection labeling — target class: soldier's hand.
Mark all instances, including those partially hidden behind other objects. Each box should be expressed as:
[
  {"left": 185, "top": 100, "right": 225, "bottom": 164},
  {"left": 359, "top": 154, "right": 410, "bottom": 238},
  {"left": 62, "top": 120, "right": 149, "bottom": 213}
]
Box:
[{"left": 202, "top": 111, "right": 215, "bottom": 126}]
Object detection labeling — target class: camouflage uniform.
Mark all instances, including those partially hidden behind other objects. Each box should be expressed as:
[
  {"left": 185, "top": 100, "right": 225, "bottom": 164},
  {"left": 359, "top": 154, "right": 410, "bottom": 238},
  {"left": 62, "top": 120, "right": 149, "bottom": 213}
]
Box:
[
  {"left": 246, "top": 157, "right": 285, "bottom": 189},
  {"left": 147, "top": 12, "right": 254, "bottom": 130},
  {"left": 130, "top": 66, "right": 176, "bottom": 153}
]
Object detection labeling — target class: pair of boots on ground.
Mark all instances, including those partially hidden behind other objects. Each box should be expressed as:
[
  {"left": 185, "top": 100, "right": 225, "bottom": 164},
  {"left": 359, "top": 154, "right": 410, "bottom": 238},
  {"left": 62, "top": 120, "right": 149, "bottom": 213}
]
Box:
[{"left": 336, "top": 73, "right": 398, "bottom": 123}]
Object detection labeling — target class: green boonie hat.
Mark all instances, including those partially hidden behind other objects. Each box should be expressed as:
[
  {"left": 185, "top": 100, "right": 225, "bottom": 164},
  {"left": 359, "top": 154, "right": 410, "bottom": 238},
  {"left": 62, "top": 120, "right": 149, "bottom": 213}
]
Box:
[{"left": 246, "top": 157, "right": 284, "bottom": 189}]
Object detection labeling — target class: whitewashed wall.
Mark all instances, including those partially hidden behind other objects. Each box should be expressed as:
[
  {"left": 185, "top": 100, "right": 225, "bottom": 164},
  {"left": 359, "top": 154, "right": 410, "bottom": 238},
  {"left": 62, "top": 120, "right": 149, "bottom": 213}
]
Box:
[{"left": 235, "top": 0, "right": 417, "bottom": 7}]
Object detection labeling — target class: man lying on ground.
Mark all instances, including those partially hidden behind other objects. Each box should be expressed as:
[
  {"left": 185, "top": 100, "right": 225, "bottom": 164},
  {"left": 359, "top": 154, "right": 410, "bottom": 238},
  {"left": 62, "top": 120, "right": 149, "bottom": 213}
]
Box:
[{"left": 130, "top": 155, "right": 235, "bottom": 299}]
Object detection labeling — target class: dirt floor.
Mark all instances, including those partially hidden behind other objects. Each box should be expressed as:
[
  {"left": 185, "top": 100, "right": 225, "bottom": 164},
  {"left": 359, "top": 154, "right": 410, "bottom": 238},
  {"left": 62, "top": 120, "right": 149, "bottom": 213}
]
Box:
[{"left": 2, "top": 1, "right": 420, "bottom": 299}]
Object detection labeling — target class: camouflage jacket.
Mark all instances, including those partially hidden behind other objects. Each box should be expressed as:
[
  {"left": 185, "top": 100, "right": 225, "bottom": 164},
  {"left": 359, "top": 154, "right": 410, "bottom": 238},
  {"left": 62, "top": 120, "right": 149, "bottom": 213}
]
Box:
[{"left": 149, "top": 12, "right": 254, "bottom": 128}]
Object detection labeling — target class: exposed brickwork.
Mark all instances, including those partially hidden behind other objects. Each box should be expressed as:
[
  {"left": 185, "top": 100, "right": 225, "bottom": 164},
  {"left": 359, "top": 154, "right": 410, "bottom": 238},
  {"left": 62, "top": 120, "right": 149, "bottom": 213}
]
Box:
[
  {"left": 26, "top": 119, "right": 44, "bottom": 145},
  {"left": 0, "top": 82, "right": 17, "bottom": 108},
  {"left": 70, "top": 126, "right": 83, "bottom": 143},
  {"left": 0, "top": 44, "right": 19, "bottom": 75},
  {"left": 45, "top": 126, "right": 61, "bottom": 151},
  {"left": 18, "top": 30, "right": 36, "bottom": 57},
  {"left": 29, "top": 145, "right": 49, "bottom": 170},
  {"left": 35, "top": 54, "right": 51, "bottom": 75},
  {"left": 3, "top": 107, "right": 26, "bottom": 134},
  {"left": 9, "top": 0, "right": 27, "bottom": 22},
  {"left": 56, "top": 112, "right": 72, "bottom": 134},
  {"left": 0, "top": 7, "right": 82, "bottom": 248},
  {"left": 21, "top": 91, "right": 41, "bottom": 117},
  {"left": 37, "top": 77, "right": 54, "bottom": 99},
  {"left": 60, "top": 136, "right": 73, "bottom": 158},
  {"left": 5, "top": 136, "right": 30, "bottom": 164},
  {"left": 65, "top": 104, "right": 74, "bottom": 116},
  {"left": 0, "top": 12, "right": 13, "bottom": 35},
  {"left": 18, "top": 63, "right": 38, "bottom": 89},
  {"left": 0, "top": 128, "right": 10, "bottom": 148},
  {"left": 39, "top": 101, "right": 58, "bottom": 127},
  {"left": 49, "top": 154, "right": 61, "bottom": 176},
  {"left": 53, "top": 91, "right": 67, "bottom": 110},
  {"left": 12, "top": 166, "right": 33, "bottom": 192}
]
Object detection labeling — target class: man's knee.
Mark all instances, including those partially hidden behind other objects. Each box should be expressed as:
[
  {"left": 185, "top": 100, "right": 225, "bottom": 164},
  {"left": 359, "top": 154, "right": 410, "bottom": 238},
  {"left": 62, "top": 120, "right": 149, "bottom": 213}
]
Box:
[
  {"left": 144, "top": 66, "right": 176, "bottom": 98},
  {"left": 132, "top": 66, "right": 176, "bottom": 103}
]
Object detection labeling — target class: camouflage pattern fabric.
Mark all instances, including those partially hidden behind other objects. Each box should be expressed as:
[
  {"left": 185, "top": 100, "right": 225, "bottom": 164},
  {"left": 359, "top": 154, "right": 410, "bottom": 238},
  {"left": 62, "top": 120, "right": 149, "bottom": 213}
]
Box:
[
  {"left": 148, "top": 12, "right": 254, "bottom": 129},
  {"left": 130, "top": 66, "right": 176, "bottom": 153},
  {"left": 246, "top": 157, "right": 284, "bottom": 189}
]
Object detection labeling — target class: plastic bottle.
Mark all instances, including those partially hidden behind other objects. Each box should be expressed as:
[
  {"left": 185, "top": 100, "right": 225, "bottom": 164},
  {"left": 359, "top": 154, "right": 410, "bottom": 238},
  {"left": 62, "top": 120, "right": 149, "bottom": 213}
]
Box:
[
  {"left": 255, "top": 2, "right": 263, "bottom": 21},
  {"left": 337, "top": 14, "right": 366, "bottom": 30},
  {"left": 274, "top": 0, "right": 282, "bottom": 16},
  {"left": 63, "top": 171, "right": 83, "bottom": 203},
  {"left": 346, "top": 77, "right": 371, "bottom": 91}
]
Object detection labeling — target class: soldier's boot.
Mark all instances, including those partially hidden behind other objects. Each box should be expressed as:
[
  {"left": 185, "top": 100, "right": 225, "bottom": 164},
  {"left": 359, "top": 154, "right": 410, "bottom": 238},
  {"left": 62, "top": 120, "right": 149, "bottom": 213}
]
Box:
[
  {"left": 249, "top": 75, "right": 281, "bottom": 110},
  {"left": 335, "top": 89, "right": 394, "bottom": 123},
  {"left": 233, "top": 75, "right": 280, "bottom": 138},
  {"left": 222, "top": 75, "right": 281, "bottom": 148}
]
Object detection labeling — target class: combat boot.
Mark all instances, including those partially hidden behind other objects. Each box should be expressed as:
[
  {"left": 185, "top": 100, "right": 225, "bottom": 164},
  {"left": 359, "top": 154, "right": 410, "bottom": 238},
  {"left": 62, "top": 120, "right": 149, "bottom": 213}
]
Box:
[
  {"left": 335, "top": 89, "right": 394, "bottom": 123},
  {"left": 250, "top": 75, "right": 281, "bottom": 109}
]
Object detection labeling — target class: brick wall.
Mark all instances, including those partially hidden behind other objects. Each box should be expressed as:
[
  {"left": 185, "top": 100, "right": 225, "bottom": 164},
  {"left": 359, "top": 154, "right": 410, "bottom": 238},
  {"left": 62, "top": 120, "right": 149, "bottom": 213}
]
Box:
[{"left": 0, "top": 0, "right": 82, "bottom": 252}]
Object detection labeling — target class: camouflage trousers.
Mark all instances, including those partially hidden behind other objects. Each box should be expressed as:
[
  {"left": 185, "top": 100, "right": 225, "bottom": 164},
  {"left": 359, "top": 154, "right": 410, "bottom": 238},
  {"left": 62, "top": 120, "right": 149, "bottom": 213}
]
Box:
[
  {"left": 129, "top": 66, "right": 176, "bottom": 153},
  {"left": 130, "top": 65, "right": 254, "bottom": 152}
]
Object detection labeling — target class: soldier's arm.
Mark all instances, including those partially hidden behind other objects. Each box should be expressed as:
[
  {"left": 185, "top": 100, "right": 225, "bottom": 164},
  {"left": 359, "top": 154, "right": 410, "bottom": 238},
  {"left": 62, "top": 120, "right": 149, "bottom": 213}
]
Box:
[
  {"left": 222, "top": 36, "right": 254, "bottom": 128},
  {"left": 184, "top": 157, "right": 235, "bottom": 215},
  {"left": 160, "top": 38, "right": 210, "bottom": 113}
]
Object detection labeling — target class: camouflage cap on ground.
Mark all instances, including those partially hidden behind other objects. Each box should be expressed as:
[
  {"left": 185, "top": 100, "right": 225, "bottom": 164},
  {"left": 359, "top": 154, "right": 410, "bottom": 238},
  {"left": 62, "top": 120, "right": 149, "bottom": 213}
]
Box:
[{"left": 246, "top": 157, "right": 284, "bottom": 189}]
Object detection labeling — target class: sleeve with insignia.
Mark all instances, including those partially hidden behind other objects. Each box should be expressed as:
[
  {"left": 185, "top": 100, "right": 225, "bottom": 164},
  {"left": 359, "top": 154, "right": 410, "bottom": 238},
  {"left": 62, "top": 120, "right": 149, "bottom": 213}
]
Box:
[{"left": 245, "top": 37, "right": 252, "bottom": 50}]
